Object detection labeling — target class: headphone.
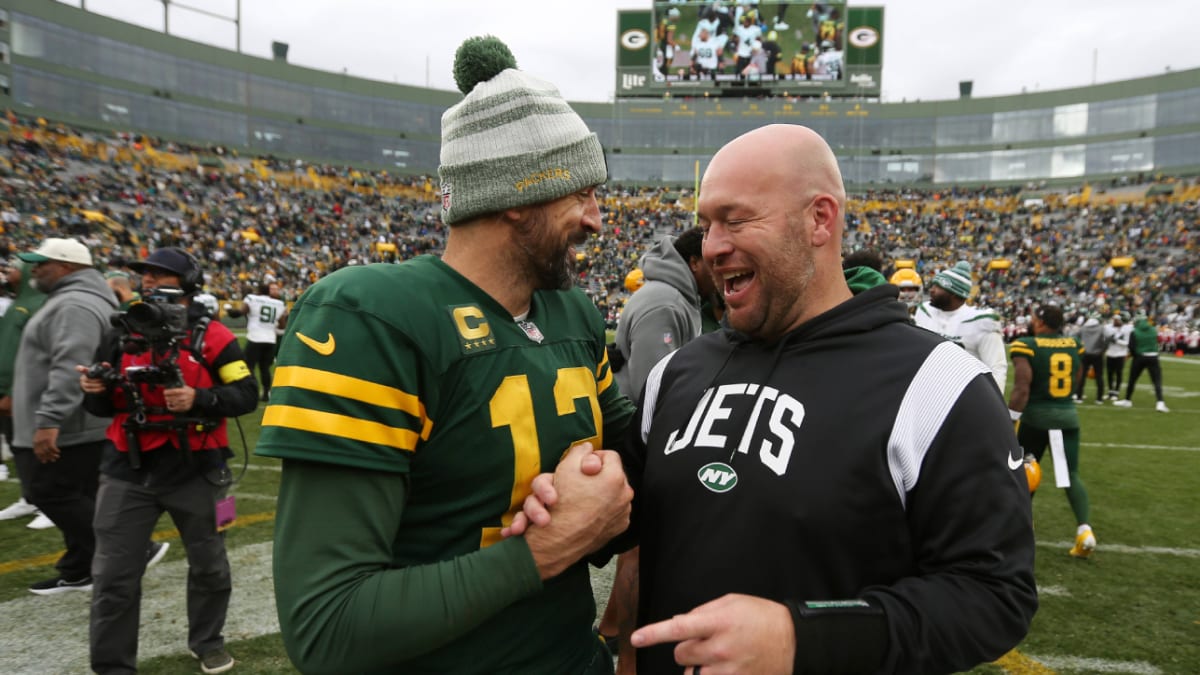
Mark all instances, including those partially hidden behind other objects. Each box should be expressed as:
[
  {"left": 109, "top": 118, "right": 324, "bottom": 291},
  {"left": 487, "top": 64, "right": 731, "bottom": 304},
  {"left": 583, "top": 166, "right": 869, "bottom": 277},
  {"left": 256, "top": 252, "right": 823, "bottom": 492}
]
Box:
[{"left": 163, "top": 247, "right": 203, "bottom": 294}]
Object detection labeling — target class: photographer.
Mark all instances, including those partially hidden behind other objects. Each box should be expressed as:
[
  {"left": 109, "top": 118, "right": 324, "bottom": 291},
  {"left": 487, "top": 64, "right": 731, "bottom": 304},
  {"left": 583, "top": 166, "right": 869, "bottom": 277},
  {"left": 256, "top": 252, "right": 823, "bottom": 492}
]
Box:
[{"left": 79, "top": 247, "right": 257, "bottom": 675}]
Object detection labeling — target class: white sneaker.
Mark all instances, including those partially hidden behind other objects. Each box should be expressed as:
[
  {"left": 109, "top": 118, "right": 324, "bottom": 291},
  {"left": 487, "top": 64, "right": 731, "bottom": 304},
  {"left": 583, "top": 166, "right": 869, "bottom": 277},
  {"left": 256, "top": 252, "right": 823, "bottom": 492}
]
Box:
[
  {"left": 774, "top": 20, "right": 790, "bottom": 30},
  {"left": 1156, "top": 401, "right": 1170, "bottom": 413},
  {"left": 146, "top": 541, "right": 170, "bottom": 569},
  {"left": 0, "top": 498, "right": 38, "bottom": 520},
  {"left": 27, "top": 512, "right": 56, "bottom": 530},
  {"left": 1113, "top": 399, "right": 1132, "bottom": 408},
  {"left": 0, "top": 464, "right": 8, "bottom": 481}
]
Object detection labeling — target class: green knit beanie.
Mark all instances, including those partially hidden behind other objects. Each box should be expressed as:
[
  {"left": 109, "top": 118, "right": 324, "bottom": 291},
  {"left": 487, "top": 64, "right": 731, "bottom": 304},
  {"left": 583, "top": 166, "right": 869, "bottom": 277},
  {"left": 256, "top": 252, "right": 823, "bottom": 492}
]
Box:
[
  {"left": 438, "top": 36, "right": 608, "bottom": 226},
  {"left": 931, "top": 261, "right": 974, "bottom": 298}
]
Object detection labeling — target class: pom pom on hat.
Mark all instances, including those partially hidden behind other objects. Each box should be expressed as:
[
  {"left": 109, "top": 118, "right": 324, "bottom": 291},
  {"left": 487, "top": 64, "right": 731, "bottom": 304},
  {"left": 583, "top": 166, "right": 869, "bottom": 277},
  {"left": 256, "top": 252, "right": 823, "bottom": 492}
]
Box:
[
  {"left": 438, "top": 36, "right": 607, "bottom": 226},
  {"left": 931, "top": 261, "right": 974, "bottom": 298},
  {"left": 452, "top": 36, "right": 517, "bottom": 95}
]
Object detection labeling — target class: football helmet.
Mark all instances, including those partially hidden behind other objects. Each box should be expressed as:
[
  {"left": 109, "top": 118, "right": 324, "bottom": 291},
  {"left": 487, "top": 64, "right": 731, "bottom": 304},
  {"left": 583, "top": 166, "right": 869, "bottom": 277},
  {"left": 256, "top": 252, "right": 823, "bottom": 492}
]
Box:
[
  {"left": 889, "top": 268, "right": 923, "bottom": 308},
  {"left": 624, "top": 268, "right": 645, "bottom": 292},
  {"left": 1024, "top": 454, "right": 1041, "bottom": 494}
]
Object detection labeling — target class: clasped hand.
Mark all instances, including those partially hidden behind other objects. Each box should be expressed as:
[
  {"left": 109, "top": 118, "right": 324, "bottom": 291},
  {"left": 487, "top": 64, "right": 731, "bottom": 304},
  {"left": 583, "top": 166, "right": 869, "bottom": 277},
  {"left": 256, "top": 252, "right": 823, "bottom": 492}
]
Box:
[{"left": 505, "top": 442, "right": 633, "bottom": 580}]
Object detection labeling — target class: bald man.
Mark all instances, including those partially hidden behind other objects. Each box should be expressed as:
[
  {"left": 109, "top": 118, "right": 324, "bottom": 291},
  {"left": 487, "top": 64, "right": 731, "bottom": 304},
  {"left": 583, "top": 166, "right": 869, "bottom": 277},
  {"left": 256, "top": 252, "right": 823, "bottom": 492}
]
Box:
[{"left": 510, "top": 125, "right": 1037, "bottom": 674}]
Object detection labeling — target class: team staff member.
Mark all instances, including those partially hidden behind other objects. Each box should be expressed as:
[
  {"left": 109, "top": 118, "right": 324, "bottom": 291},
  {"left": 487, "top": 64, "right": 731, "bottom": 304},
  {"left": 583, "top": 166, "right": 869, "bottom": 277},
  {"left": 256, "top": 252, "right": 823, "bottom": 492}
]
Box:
[
  {"left": 1008, "top": 304, "right": 1096, "bottom": 558},
  {"left": 256, "top": 37, "right": 635, "bottom": 674},
  {"left": 1114, "top": 313, "right": 1170, "bottom": 412},
  {"left": 80, "top": 247, "right": 258, "bottom": 675},
  {"left": 512, "top": 125, "right": 1036, "bottom": 674},
  {"left": 12, "top": 239, "right": 115, "bottom": 593}
]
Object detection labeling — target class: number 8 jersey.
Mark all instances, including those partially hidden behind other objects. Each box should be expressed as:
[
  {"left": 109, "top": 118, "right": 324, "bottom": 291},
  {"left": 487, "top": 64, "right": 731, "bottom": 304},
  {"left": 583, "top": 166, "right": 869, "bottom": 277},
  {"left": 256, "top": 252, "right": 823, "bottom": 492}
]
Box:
[{"left": 1009, "top": 332, "right": 1082, "bottom": 430}]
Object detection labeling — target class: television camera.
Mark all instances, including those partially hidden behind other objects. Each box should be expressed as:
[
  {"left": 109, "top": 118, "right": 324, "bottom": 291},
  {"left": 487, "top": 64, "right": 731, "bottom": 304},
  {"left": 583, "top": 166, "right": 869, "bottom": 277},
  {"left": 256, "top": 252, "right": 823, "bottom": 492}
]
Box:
[{"left": 86, "top": 286, "right": 218, "bottom": 468}]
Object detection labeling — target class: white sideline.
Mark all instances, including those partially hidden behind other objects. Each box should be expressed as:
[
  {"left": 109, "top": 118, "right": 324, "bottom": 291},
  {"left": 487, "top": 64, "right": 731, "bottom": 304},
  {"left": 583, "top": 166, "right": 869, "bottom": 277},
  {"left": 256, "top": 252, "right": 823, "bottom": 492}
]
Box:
[{"left": 1026, "top": 655, "right": 1162, "bottom": 674}]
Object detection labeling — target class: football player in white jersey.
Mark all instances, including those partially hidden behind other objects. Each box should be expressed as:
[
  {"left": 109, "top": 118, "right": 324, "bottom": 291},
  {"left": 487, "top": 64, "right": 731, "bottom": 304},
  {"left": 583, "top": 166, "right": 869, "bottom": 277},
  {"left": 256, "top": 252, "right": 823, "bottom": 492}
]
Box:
[
  {"left": 690, "top": 27, "right": 728, "bottom": 78},
  {"left": 193, "top": 289, "right": 220, "bottom": 318},
  {"left": 914, "top": 261, "right": 1007, "bottom": 394},
  {"left": 231, "top": 282, "right": 288, "bottom": 401}
]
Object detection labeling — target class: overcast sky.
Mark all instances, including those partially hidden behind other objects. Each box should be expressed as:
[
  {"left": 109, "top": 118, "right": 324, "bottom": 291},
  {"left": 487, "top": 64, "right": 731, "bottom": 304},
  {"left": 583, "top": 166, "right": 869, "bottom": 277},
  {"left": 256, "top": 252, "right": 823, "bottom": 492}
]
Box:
[{"left": 64, "top": 0, "right": 1200, "bottom": 103}]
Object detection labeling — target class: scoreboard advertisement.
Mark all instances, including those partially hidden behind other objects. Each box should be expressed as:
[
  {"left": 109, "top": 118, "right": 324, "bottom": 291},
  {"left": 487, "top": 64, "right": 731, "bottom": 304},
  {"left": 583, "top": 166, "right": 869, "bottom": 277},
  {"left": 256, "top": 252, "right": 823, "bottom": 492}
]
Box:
[{"left": 617, "top": 3, "right": 883, "bottom": 98}]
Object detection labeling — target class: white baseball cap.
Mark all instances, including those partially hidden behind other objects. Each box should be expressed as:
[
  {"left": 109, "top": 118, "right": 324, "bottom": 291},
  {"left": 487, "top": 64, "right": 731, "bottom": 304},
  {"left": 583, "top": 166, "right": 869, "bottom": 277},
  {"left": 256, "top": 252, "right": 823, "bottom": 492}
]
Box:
[{"left": 17, "top": 237, "right": 94, "bottom": 266}]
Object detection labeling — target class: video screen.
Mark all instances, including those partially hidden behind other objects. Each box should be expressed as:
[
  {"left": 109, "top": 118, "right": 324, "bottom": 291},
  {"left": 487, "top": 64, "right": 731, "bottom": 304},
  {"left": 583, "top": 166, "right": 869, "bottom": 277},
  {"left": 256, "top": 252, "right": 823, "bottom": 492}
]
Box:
[{"left": 651, "top": 1, "right": 848, "bottom": 87}]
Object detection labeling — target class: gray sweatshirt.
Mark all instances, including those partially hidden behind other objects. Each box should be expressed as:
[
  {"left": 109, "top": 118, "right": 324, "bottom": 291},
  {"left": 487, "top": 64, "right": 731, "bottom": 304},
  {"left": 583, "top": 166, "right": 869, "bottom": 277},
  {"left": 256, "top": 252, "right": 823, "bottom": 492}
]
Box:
[
  {"left": 1078, "top": 318, "right": 1108, "bottom": 354},
  {"left": 614, "top": 235, "right": 702, "bottom": 399},
  {"left": 12, "top": 267, "right": 118, "bottom": 447}
]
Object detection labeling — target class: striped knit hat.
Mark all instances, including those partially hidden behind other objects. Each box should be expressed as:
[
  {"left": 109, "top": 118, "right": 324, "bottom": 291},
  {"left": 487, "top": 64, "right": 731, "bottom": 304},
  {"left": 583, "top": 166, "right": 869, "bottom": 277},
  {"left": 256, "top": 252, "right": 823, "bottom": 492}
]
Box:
[
  {"left": 931, "top": 261, "right": 974, "bottom": 298},
  {"left": 438, "top": 36, "right": 607, "bottom": 226}
]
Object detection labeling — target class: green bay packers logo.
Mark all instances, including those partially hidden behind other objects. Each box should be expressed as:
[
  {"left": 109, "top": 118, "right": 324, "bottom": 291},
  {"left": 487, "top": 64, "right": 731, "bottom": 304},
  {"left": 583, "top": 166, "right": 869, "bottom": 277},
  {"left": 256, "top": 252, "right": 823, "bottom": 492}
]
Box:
[
  {"left": 697, "top": 462, "right": 738, "bottom": 493},
  {"left": 621, "top": 29, "right": 650, "bottom": 51},
  {"left": 848, "top": 26, "right": 880, "bottom": 49}
]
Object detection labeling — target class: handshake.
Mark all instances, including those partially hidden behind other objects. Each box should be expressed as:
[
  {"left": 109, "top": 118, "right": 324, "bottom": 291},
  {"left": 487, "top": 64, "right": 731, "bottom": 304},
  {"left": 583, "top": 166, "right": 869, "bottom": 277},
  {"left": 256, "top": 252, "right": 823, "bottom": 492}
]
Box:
[{"left": 503, "top": 442, "right": 632, "bottom": 580}]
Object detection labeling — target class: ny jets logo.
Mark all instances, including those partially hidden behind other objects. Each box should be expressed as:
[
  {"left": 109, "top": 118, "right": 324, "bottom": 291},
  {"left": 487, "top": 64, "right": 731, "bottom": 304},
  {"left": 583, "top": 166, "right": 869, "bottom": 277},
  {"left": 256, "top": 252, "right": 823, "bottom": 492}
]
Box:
[{"left": 697, "top": 462, "right": 738, "bottom": 493}]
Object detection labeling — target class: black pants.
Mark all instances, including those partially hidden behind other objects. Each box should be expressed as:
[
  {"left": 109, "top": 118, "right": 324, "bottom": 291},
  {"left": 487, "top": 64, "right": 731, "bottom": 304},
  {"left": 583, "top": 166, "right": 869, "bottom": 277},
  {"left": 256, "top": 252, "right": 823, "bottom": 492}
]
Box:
[
  {"left": 2, "top": 416, "right": 31, "bottom": 501},
  {"left": 1125, "top": 354, "right": 1164, "bottom": 402},
  {"left": 15, "top": 440, "right": 105, "bottom": 579},
  {"left": 1106, "top": 356, "right": 1126, "bottom": 395},
  {"left": 243, "top": 340, "right": 277, "bottom": 398},
  {"left": 1076, "top": 352, "right": 1105, "bottom": 401},
  {"left": 91, "top": 467, "right": 231, "bottom": 674}
]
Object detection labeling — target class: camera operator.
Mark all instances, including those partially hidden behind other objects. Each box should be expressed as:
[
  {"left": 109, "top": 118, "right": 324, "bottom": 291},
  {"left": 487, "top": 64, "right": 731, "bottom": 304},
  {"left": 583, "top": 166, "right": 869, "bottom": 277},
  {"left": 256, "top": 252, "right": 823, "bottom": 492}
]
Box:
[{"left": 78, "top": 247, "right": 257, "bottom": 675}]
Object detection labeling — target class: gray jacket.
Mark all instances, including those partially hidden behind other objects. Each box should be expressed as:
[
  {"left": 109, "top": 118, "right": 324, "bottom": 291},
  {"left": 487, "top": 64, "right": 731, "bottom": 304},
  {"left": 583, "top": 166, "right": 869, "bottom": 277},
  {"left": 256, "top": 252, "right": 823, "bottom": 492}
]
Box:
[
  {"left": 614, "top": 236, "right": 702, "bottom": 399},
  {"left": 1078, "top": 318, "right": 1109, "bottom": 354},
  {"left": 12, "top": 267, "right": 118, "bottom": 447}
]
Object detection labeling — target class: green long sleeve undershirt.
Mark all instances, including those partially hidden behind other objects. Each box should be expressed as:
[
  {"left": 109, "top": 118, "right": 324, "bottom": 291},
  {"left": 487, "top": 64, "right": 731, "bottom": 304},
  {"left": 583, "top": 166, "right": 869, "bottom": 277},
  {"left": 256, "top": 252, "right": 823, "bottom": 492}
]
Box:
[{"left": 271, "top": 458, "right": 545, "bottom": 674}]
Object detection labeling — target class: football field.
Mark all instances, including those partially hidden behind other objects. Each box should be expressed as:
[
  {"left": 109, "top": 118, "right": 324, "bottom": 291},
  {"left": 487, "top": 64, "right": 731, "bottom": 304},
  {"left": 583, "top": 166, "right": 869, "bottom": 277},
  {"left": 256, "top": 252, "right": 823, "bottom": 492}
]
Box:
[{"left": 1, "top": 357, "right": 1197, "bottom": 674}]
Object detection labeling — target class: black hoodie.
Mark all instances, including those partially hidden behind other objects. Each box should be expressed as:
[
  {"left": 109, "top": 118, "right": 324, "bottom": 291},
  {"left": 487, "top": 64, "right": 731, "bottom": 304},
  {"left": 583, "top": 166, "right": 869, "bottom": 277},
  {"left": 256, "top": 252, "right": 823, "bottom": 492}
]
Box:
[{"left": 623, "top": 284, "right": 1037, "bottom": 675}]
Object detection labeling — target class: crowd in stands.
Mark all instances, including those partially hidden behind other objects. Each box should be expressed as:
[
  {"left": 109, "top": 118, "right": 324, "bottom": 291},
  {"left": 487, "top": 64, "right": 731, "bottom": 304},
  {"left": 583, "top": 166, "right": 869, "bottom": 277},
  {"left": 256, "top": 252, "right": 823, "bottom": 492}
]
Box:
[{"left": 1, "top": 115, "right": 1197, "bottom": 340}]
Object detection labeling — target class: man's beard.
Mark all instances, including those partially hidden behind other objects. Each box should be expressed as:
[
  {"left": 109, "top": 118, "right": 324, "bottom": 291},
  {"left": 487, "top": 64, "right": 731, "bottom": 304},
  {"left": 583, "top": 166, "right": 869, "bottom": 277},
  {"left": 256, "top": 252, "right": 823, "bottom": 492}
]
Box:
[
  {"left": 930, "top": 292, "right": 954, "bottom": 311},
  {"left": 513, "top": 207, "right": 576, "bottom": 291},
  {"left": 32, "top": 275, "right": 55, "bottom": 294}
]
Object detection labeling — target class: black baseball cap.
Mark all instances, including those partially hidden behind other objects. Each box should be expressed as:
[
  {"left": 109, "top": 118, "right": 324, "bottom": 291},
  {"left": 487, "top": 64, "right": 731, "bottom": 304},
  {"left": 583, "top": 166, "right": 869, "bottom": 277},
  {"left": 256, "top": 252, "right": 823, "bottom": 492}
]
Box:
[{"left": 129, "top": 247, "right": 196, "bottom": 278}]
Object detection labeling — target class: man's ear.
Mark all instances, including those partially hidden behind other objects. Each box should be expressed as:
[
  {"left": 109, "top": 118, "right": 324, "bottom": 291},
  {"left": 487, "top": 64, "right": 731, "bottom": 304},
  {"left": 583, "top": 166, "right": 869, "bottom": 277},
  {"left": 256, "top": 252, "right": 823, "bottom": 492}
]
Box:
[
  {"left": 809, "top": 194, "right": 840, "bottom": 248},
  {"left": 501, "top": 206, "right": 528, "bottom": 225}
]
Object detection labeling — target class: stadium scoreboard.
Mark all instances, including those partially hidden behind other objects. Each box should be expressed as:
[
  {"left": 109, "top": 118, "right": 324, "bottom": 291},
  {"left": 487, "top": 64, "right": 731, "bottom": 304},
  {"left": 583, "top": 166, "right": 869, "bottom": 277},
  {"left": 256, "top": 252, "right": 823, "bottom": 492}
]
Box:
[{"left": 617, "top": 2, "right": 883, "bottom": 99}]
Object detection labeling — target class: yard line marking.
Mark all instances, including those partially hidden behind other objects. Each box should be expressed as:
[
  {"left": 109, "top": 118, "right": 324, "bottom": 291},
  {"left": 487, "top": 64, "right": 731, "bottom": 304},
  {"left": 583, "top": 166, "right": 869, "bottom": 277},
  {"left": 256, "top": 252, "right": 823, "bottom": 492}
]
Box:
[
  {"left": 1036, "top": 584, "right": 1071, "bottom": 597},
  {"left": 231, "top": 492, "right": 278, "bottom": 502},
  {"left": 244, "top": 463, "right": 282, "bottom": 472},
  {"left": 1082, "top": 442, "right": 1200, "bottom": 452},
  {"left": 1025, "top": 655, "right": 1162, "bottom": 674},
  {"left": 0, "top": 512, "right": 277, "bottom": 576},
  {"left": 1036, "top": 541, "right": 1200, "bottom": 558}
]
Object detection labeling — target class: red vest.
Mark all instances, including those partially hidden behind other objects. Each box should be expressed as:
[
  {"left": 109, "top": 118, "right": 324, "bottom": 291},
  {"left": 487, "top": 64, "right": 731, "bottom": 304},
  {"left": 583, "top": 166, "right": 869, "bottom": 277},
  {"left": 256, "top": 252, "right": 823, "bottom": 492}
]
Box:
[{"left": 107, "top": 321, "right": 237, "bottom": 453}]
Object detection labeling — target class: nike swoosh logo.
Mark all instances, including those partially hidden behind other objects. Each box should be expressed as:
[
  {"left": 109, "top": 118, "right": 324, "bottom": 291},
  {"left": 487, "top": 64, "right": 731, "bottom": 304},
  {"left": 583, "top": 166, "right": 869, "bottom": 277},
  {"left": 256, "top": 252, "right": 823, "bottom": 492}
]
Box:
[
  {"left": 1008, "top": 453, "right": 1024, "bottom": 471},
  {"left": 297, "top": 332, "right": 336, "bottom": 356}
]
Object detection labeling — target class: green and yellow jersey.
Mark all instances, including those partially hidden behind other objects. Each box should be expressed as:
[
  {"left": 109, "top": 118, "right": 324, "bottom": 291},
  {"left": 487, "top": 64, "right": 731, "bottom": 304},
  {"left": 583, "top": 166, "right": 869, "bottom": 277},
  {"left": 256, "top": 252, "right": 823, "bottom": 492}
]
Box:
[
  {"left": 1009, "top": 333, "right": 1082, "bottom": 430},
  {"left": 256, "top": 255, "right": 634, "bottom": 673}
]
